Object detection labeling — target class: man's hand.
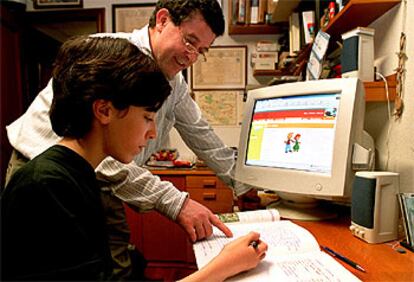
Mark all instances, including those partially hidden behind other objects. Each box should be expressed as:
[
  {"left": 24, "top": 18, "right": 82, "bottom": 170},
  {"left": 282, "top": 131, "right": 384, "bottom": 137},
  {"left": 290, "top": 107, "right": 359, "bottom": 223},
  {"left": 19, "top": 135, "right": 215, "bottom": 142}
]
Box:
[
  {"left": 237, "top": 189, "right": 261, "bottom": 211},
  {"left": 176, "top": 198, "right": 233, "bottom": 242}
]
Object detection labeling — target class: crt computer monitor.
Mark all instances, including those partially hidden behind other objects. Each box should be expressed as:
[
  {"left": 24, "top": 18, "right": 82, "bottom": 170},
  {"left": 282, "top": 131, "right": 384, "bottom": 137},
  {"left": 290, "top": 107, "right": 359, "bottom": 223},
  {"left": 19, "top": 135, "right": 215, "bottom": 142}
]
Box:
[{"left": 235, "top": 78, "right": 374, "bottom": 220}]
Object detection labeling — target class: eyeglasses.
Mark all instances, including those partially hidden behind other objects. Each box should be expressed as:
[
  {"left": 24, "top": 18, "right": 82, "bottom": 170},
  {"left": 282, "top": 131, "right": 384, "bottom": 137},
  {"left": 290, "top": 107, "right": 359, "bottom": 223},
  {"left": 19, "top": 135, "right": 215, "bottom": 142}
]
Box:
[{"left": 179, "top": 29, "right": 207, "bottom": 62}]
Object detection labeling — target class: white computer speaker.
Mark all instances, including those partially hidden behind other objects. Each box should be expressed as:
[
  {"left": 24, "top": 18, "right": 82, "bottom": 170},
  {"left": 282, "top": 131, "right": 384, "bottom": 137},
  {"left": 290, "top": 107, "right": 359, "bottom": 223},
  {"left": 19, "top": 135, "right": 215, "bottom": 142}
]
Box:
[
  {"left": 341, "top": 27, "right": 375, "bottom": 82},
  {"left": 350, "top": 171, "right": 399, "bottom": 243}
]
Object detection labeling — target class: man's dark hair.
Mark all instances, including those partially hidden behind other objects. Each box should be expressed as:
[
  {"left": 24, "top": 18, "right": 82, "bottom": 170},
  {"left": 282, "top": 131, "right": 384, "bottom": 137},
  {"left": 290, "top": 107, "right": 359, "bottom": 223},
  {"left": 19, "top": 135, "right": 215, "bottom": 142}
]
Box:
[
  {"left": 50, "top": 35, "right": 171, "bottom": 138},
  {"left": 149, "top": 0, "right": 224, "bottom": 36}
]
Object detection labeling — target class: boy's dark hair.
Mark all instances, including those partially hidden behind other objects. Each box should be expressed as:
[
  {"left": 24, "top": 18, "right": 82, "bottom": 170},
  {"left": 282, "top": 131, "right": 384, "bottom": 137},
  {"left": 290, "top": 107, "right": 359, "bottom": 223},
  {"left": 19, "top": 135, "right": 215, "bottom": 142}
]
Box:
[
  {"left": 50, "top": 35, "right": 171, "bottom": 138},
  {"left": 149, "top": 0, "right": 224, "bottom": 37}
]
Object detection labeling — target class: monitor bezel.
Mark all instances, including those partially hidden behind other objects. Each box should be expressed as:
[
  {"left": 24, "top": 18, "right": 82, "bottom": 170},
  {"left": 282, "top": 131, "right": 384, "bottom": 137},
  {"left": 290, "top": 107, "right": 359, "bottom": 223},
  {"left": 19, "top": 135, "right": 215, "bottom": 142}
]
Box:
[{"left": 235, "top": 78, "right": 365, "bottom": 200}]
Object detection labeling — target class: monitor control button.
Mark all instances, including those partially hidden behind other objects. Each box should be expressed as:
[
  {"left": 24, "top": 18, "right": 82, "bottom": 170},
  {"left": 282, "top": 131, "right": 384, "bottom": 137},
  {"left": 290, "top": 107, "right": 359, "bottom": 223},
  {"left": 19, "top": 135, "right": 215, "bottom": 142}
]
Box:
[{"left": 315, "top": 184, "right": 323, "bottom": 191}]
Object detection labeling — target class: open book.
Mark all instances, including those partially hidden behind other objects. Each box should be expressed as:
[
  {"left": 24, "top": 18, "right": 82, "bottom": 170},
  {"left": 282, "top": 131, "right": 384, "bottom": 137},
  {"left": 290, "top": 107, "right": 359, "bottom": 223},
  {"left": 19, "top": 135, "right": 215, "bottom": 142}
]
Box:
[{"left": 194, "top": 209, "right": 361, "bottom": 281}]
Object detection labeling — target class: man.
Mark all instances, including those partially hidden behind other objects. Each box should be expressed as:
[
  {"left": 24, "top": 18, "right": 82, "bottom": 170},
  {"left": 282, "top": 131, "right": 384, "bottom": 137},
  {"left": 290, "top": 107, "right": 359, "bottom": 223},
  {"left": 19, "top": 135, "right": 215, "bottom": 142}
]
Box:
[{"left": 5, "top": 0, "right": 257, "bottom": 278}]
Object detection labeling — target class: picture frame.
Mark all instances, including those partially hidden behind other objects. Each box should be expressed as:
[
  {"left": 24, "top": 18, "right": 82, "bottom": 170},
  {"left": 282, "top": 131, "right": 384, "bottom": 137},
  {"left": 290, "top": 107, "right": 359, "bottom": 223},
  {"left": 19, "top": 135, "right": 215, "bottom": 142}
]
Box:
[
  {"left": 33, "top": 0, "right": 83, "bottom": 9},
  {"left": 398, "top": 193, "right": 414, "bottom": 248},
  {"left": 112, "top": 4, "right": 155, "bottom": 33},
  {"left": 193, "top": 90, "right": 245, "bottom": 127},
  {"left": 190, "top": 45, "right": 247, "bottom": 90}
]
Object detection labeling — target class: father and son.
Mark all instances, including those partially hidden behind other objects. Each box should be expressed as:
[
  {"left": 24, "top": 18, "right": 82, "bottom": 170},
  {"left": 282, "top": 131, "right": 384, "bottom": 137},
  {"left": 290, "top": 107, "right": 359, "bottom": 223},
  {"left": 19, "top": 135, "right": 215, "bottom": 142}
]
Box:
[{"left": 1, "top": 0, "right": 269, "bottom": 281}]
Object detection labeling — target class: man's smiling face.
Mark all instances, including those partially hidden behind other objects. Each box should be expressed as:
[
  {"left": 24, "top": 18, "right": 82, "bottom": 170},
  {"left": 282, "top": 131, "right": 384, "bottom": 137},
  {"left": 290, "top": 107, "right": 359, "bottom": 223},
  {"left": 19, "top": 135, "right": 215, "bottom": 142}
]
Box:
[{"left": 151, "top": 9, "right": 215, "bottom": 79}]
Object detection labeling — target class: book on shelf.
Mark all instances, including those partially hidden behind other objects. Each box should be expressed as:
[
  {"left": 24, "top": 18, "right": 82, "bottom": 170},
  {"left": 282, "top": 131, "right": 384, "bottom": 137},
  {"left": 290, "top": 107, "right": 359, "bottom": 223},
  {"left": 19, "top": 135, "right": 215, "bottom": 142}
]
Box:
[
  {"left": 250, "top": 0, "right": 259, "bottom": 24},
  {"left": 256, "top": 40, "right": 278, "bottom": 52},
  {"left": 245, "top": 0, "right": 251, "bottom": 24},
  {"left": 194, "top": 209, "right": 361, "bottom": 281},
  {"left": 237, "top": 0, "right": 246, "bottom": 24},
  {"left": 289, "top": 12, "right": 301, "bottom": 56},
  {"left": 302, "top": 10, "right": 315, "bottom": 44},
  {"left": 258, "top": 0, "right": 267, "bottom": 24},
  {"left": 251, "top": 51, "right": 278, "bottom": 71}
]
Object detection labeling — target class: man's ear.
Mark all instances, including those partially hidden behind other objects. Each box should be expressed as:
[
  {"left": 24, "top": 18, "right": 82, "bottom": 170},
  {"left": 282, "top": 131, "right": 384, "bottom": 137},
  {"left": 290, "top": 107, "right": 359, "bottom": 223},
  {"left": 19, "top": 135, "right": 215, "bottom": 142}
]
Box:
[
  {"left": 93, "top": 99, "right": 112, "bottom": 125},
  {"left": 155, "top": 8, "right": 170, "bottom": 32}
]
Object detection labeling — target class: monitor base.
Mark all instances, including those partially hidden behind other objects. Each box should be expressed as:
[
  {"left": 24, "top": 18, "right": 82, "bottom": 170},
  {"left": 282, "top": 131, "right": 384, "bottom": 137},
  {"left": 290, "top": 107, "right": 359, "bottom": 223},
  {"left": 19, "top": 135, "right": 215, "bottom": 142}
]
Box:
[{"left": 267, "top": 200, "right": 337, "bottom": 221}]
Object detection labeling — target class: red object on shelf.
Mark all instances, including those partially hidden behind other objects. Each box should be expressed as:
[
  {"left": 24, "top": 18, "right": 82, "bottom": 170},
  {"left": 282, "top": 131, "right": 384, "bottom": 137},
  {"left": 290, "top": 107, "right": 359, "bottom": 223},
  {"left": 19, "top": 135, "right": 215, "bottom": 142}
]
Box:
[
  {"left": 329, "top": 2, "right": 336, "bottom": 19},
  {"left": 332, "top": 64, "right": 342, "bottom": 78}
]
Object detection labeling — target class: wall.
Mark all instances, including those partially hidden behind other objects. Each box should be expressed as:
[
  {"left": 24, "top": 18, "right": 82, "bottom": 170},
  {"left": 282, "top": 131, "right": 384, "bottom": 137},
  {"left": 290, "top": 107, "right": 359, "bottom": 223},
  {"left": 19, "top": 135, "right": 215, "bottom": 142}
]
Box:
[
  {"left": 367, "top": 0, "right": 414, "bottom": 193},
  {"left": 25, "top": 0, "right": 280, "bottom": 158}
]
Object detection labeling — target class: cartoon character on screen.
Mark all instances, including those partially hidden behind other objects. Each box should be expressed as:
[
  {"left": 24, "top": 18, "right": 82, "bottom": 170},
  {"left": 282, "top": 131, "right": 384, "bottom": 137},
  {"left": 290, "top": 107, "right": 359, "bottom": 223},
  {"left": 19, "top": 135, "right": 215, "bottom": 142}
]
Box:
[
  {"left": 293, "top": 133, "right": 302, "bottom": 152},
  {"left": 284, "top": 132, "right": 294, "bottom": 153}
]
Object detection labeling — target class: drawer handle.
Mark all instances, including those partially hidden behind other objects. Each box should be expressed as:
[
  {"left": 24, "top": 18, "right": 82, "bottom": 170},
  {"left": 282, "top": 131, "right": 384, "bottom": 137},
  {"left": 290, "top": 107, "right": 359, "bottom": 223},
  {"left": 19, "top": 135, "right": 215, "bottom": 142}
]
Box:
[
  {"left": 203, "top": 192, "right": 216, "bottom": 200},
  {"left": 202, "top": 180, "right": 216, "bottom": 188}
]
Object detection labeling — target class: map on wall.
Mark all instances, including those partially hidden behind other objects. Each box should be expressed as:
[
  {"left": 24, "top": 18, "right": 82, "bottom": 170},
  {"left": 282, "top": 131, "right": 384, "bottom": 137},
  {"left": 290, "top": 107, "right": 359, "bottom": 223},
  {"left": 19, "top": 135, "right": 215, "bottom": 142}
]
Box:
[{"left": 194, "top": 90, "right": 244, "bottom": 126}]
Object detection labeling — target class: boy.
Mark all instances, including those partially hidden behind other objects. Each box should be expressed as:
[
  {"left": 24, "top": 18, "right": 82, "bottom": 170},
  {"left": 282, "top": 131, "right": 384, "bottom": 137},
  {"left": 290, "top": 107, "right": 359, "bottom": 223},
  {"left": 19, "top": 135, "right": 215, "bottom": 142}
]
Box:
[
  {"left": 1, "top": 36, "right": 267, "bottom": 281},
  {"left": 6, "top": 1, "right": 261, "bottom": 277}
]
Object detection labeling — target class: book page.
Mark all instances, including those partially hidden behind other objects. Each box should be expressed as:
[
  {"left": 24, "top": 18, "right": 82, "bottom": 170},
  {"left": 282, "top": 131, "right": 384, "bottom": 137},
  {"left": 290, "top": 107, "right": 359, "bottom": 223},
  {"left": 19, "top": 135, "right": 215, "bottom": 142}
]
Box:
[
  {"left": 217, "top": 209, "right": 280, "bottom": 224},
  {"left": 193, "top": 220, "right": 361, "bottom": 281},
  {"left": 228, "top": 251, "right": 361, "bottom": 282},
  {"left": 194, "top": 221, "right": 318, "bottom": 269}
]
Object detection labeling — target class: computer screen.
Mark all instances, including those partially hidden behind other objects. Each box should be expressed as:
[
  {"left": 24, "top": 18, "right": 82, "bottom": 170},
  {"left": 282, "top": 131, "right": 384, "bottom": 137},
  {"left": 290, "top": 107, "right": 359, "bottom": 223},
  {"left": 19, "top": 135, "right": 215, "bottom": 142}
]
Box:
[{"left": 236, "top": 78, "right": 374, "bottom": 220}]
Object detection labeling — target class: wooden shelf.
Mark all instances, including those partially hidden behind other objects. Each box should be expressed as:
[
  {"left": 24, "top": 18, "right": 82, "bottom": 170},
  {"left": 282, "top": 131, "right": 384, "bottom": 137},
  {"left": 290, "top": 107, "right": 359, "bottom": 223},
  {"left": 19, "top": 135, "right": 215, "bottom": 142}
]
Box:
[
  {"left": 324, "top": 0, "right": 401, "bottom": 37},
  {"left": 253, "top": 69, "right": 287, "bottom": 76},
  {"left": 364, "top": 74, "right": 396, "bottom": 102},
  {"left": 228, "top": 23, "right": 287, "bottom": 35},
  {"left": 252, "top": 72, "right": 396, "bottom": 102}
]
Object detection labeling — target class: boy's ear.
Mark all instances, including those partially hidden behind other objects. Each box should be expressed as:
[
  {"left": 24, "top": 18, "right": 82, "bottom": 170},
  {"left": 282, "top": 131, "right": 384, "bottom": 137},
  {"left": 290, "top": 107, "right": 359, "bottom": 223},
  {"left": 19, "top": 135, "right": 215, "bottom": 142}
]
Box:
[
  {"left": 155, "top": 8, "right": 169, "bottom": 32},
  {"left": 93, "top": 99, "right": 112, "bottom": 125}
]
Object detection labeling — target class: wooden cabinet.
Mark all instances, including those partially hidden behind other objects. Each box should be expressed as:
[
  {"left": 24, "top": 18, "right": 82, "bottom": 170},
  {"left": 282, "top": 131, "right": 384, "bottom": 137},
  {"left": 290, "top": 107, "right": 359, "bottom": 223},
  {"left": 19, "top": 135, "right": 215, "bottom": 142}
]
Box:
[
  {"left": 124, "top": 169, "right": 234, "bottom": 281},
  {"left": 186, "top": 175, "right": 234, "bottom": 213}
]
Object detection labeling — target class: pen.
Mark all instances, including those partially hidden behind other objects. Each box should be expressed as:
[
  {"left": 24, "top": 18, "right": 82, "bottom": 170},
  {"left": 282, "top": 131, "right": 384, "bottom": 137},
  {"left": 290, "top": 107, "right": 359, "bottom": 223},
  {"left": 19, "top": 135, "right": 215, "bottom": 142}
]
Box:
[
  {"left": 249, "top": 240, "right": 259, "bottom": 249},
  {"left": 321, "top": 245, "right": 366, "bottom": 273}
]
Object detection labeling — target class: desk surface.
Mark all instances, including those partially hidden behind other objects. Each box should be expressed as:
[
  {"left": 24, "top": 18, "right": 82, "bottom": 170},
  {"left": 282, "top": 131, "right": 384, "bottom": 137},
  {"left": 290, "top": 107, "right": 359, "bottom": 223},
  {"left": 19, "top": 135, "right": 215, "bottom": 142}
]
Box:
[{"left": 294, "top": 217, "right": 414, "bottom": 281}]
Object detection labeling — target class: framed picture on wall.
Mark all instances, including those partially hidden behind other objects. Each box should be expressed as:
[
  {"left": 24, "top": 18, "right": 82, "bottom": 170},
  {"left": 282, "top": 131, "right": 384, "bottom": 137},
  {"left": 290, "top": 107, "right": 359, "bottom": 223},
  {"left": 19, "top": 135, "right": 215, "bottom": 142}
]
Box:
[
  {"left": 193, "top": 90, "right": 245, "bottom": 126},
  {"left": 34, "top": 0, "right": 83, "bottom": 9},
  {"left": 112, "top": 4, "right": 155, "bottom": 33},
  {"left": 190, "top": 46, "right": 247, "bottom": 90}
]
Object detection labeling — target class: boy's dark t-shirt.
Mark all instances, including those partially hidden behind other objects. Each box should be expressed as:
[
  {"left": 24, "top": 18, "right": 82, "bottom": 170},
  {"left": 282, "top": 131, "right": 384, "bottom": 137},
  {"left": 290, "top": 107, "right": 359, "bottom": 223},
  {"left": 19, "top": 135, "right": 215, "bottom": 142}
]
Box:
[{"left": 1, "top": 145, "right": 113, "bottom": 280}]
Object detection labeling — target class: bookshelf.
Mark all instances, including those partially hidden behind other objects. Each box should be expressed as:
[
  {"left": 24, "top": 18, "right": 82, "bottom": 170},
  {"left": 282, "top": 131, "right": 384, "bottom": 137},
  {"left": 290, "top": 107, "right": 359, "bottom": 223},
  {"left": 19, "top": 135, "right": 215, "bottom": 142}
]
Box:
[
  {"left": 228, "top": 23, "right": 286, "bottom": 35},
  {"left": 250, "top": 0, "right": 400, "bottom": 102},
  {"left": 323, "top": 0, "right": 401, "bottom": 39},
  {"left": 227, "top": 0, "right": 287, "bottom": 35},
  {"left": 323, "top": 0, "right": 401, "bottom": 102}
]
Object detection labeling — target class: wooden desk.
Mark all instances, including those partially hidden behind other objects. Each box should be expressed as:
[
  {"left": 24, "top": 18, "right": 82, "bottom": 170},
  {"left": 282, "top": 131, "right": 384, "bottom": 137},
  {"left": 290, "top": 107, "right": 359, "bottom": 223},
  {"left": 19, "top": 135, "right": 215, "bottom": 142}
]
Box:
[
  {"left": 125, "top": 168, "right": 233, "bottom": 281},
  {"left": 126, "top": 168, "right": 413, "bottom": 281},
  {"left": 294, "top": 217, "right": 414, "bottom": 281}
]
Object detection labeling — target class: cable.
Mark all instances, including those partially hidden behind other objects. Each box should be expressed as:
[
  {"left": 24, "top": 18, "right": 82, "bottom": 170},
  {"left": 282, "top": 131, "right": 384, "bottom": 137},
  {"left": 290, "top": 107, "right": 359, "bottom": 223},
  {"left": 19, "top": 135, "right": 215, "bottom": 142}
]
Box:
[
  {"left": 375, "top": 71, "right": 392, "bottom": 170},
  {"left": 375, "top": 72, "right": 391, "bottom": 120}
]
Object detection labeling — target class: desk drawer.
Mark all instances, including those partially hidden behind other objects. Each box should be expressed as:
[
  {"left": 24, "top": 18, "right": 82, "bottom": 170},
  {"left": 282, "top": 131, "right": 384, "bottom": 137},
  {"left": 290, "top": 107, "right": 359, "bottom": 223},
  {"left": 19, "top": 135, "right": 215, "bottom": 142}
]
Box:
[
  {"left": 186, "top": 176, "right": 227, "bottom": 189},
  {"left": 188, "top": 188, "right": 233, "bottom": 213}
]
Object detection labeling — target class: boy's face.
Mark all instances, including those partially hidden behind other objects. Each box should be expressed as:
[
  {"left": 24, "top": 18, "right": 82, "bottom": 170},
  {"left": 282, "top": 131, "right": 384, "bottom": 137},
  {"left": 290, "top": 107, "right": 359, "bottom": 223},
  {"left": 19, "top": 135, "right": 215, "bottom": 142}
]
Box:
[
  {"left": 105, "top": 106, "right": 157, "bottom": 164},
  {"left": 151, "top": 9, "right": 216, "bottom": 79}
]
